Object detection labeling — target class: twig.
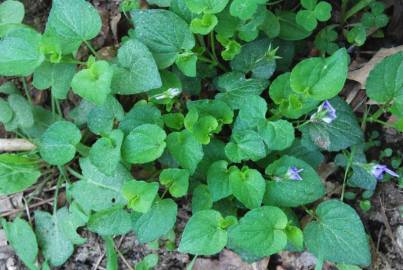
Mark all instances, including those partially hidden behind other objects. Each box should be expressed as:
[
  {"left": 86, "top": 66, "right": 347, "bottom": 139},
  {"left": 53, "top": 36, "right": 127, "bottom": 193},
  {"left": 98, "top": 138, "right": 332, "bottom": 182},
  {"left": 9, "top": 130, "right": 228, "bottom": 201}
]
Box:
[
  {"left": 93, "top": 236, "right": 126, "bottom": 270},
  {"left": 115, "top": 246, "right": 134, "bottom": 270},
  {"left": 0, "top": 138, "right": 36, "bottom": 152},
  {"left": 0, "top": 198, "right": 54, "bottom": 217},
  {"left": 378, "top": 196, "right": 403, "bottom": 257}
]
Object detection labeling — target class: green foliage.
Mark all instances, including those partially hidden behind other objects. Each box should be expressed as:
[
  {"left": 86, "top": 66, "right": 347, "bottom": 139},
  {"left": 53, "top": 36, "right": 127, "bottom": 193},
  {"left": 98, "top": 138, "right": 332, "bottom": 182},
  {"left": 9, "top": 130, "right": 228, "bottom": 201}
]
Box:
[
  {"left": 0, "top": 28, "right": 44, "bottom": 76},
  {"left": 300, "top": 97, "right": 364, "bottom": 151},
  {"left": 71, "top": 60, "right": 113, "bottom": 105},
  {"left": 39, "top": 121, "right": 82, "bottom": 165},
  {"left": 122, "top": 124, "right": 167, "bottom": 164},
  {"left": 229, "top": 166, "right": 266, "bottom": 209},
  {"left": 166, "top": 130, "right": 204, "bottom": 173},
  {"left": 0, "top": 154, "right": 41, "bottom": 195},
  {"left": 134, "top": 199, "right": 178, "bottom": 243},
  {"left": 123, "top": 180, "right": 159, "bottom": 213},
  {"left": 1, "top": 0, "right": 387, "bottom": 267},
  {"left": 88, "top": 206, "right": 132, "bottom": 236},
  {"left": 179, "top": 210, "right": 228, "bottom": 255},
  {"left": 304, "top": 200, "right": 371, "bottom": 266},
  {"left": 264, "top": 156, "right": 325, "bottom": 206},
  {"left": 366, "top": 52, "right": 403, "bottom": 103},
  {"left": 2, "top": 218, "right": 38, "bottom": 270},
  {"left": 227, "top": 206, "right": 288, "bottom": 258},
  {"left": 159, "top": 168, "right": 190, "bottom": 197},
  {"left": 131, "top": 9, "right": 195, "bottom": 68},
  {"left": 112, "top": 39, "right": 162, "bottom": 94},
  {"left": 290, "top": 48, "right": 348, "bottom": 101}
]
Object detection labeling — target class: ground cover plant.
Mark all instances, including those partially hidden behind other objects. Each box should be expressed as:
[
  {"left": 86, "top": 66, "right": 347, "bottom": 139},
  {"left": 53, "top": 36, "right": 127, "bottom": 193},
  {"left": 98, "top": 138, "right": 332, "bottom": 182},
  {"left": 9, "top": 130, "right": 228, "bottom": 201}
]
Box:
[{"left": 0, "top": 0, "right": 402, "bottom": 269}]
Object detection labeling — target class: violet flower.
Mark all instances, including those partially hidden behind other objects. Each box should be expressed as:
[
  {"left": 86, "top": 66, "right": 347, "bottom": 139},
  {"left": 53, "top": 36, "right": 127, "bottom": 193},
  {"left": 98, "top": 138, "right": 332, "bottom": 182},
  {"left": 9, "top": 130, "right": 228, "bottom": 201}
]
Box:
[
  {"left": 287, "top": 166, "right": 304, "bottom": 181},
  {"left": 310, "top": 100, "right": 337, "bottom": 124},
  {"left": 371, "top": 164, "right": 399, "bottom": 180}
]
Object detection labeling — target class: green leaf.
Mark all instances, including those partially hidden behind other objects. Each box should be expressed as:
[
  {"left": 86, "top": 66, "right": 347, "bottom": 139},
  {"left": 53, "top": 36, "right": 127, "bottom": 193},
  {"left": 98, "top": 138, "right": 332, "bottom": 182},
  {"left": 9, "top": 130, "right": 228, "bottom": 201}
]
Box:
[
  {"left": 184, "top": 99, "right": 233, "bottom": 144},
  {"left": 35, "top": 208, "right": 86, "bottom": 267},
  {"left": 304, "top": 200, "right": 371, "bottom": 266},
  {"left": 122, "top": 124, "right": 166, "bottom": 164},
  {"left": 2, "top": 218, "right": 38, "bottom": 270},
  {"left": 227, "top": 206, "right": 288, "bottom": 258},
  {"left": 215, "top": 71, "right": 268, "bottom": 110},
  {"left": 282, "top": 139, "right": 324, "bottom": 168},
  {"left": 132, "top": 9, "right": 195, "bottom": 68},
  {"left": 71, "top": 158, "right": 131, "bottom": 212},
  {"left": 71, "top": 60, "right": 113, "bottom": 106},
  {"left": 46, "top": 0, "right": 101, "bottom": 42},
  {"left": 285, "top": 225, "right": 304, "bottom": 251},
  {"left": 348, "top": 164, "right": 377, "bottom": 191},
  {"left": 301, "top": 0, "right": 317, "bottom": 10},
  {"left": 136, "top": 253, "right": 160, "bottom": 270},
  {"left": 185, "top": 0, "right": 228, "bottom": 14},
  {"left": 264, "top": 155, "right": 325, "bottom": 207},
  {"left": 237, "top": 8, "right": 267, "bottom": 42},
  {"left": 225, "top": 130, "right": 267, "bottom": 163},
  {"left": 230, "top": 0, "right": 267, "bottom": 20},
  {"left": 0, "top": 28, "right": 44, "bottom": 76},
  {"left": 290, "top": 48, "right": 348, "bottom": 100},
  {"left": 258, "top": 120, "right": 295, "bottom": 151},
  {"left": 147, "top": 0, "right": 172, "bottom": 7},
  {"left": 175, "top": 52, "right": 197, "bottom": 77},
  {"left": 277, "top": 11, "right": 312, "bottom": 41},
  {"left": 337, "top": 264, "right": 362, "bottom": 270},
  {"left": 269, "top": 73, "right": 318, "bottom": 119},
  {"left": 89, "top": 129, "right": 124, "bottom": 176},
  {"left": 88, "top": 206, "right": 132, "bottom": 236},
  {"left": 33, "top": 62, "right": 76, "bottom": 99},
  {"left": 207, "top": 160, "right": 232, "bottom": 201},
  {"left": 163, "top": 112, "right": 184, "bottom": 130},
  {"left": 5, "top": 94, "right": 34, "bottom": 130},
  {"left": 179, "top": 210, "right": 227, "bottom": 255},
  {"left": 260, "top": 10, "right": 280, "bottom": 38},
  {"left": 39, "top": 121, "right": 81, "bottom": 165},
  {"left": 134, "top": 199, "right": 178, "bottom": 243},
  {"left": 192, "top": 184, "right": 213, "bottom": 213},
  {"left": 166, "top": 130, "right": 204, "bottom": 174},
  {"left": 111, "top": 39, "right": 162, "bottom": 95},
  {"left": 233, "top": 96, "right": 267, "bottom": 132},
  {"left": 215, "top": 6, "right": 241, "bottom": 38},
  {"left": 314, "top": 2, "right": 332, "bottom": 21},
  {"left": 159, "top": 168, "right": 190, "bottom": 198},
  {"left": 296, "top": 10, "right": 317, "bottom": 31},
  {"left": 230, "top": 38, "right": 276, "bottom": 79},
  {"left": 122, "top": 180, "right": 159, "bottom": 213},
  {"left": 87, "top": 106, "right": 114, "bottom": 135},
  {"left": 0, "top": 98, "right": 12, "bottom": 124},
  {"left": 119, "top": 100, "right": 163, "bottom": 134},
  {"left": 366, "top": 51, "right": 403, "bottom": 103},
  {"left": 190, "top": 13, "right": 218, "bottom": 35},
  {"left": 301, "top": 97, "right": 364, "bottom": 151},
  {"left": 229, "top": 166, "right": 266, "bottom": 209},
  {"left": 0, "top": 154, "right": 41, "bottom": 195},
  {"left": 58, "top": 203, "right": 88, "bottom": 245},
  {"left": 0, "top": 0, "right": 25, "bottom": 24}
]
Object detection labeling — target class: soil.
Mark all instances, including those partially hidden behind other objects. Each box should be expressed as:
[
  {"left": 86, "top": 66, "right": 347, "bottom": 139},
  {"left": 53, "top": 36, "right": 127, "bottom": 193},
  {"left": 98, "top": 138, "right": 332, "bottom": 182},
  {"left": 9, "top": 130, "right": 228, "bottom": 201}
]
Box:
[{"left": 1, "top": 0, "right": 403, "bottom": 270}]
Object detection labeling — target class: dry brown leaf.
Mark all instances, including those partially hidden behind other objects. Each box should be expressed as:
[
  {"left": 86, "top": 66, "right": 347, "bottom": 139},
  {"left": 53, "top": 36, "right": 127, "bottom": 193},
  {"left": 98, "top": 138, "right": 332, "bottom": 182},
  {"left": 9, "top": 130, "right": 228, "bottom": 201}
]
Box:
[
  {"left": 348, "top": 46, "right": 403, "bottom": 88},
  {"left": 192, "top": 249, "right": 269, "bottom": 270}
]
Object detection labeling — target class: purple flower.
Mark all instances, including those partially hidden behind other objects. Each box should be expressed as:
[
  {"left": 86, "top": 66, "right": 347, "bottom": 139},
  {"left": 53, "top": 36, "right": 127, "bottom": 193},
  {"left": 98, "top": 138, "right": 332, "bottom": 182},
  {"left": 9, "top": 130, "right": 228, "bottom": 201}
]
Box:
[
  {"left": 310, "top": 100, "right": 337, "bottom": 124},
  {"left": 287, "top": 166, "right": 304, "bottom": 181},
  {"left": 371, "top": 164, "right": 399, "bottom": 180}
]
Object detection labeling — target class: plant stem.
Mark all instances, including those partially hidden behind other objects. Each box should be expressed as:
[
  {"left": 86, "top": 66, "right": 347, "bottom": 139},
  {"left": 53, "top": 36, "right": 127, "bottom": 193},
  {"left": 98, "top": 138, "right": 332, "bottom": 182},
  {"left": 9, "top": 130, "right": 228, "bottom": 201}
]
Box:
[
  {"left": 22, "top": 78, "right": 32, "bottom": 104},
  {"left": 340, "top": 149, "right": 354, "bottom": 201},
  {"left": 83, "top": 40, "right": 100, "bottom": 59},
  {"left": 53, "top": 174, "right": 63, "bottom": 214},
  {"left": 66, "top": 166, "right": 84, "bottom": 179},
  {"left": 343, "top": 0, "right": 373, "bottom": 22}
]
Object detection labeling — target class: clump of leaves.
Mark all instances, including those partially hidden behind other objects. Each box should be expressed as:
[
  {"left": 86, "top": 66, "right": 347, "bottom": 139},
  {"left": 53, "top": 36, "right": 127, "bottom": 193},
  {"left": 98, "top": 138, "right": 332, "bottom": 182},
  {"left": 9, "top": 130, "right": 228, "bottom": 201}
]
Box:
[{"left": 0, "top": 0, "right": 399, "bottom": 269}]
